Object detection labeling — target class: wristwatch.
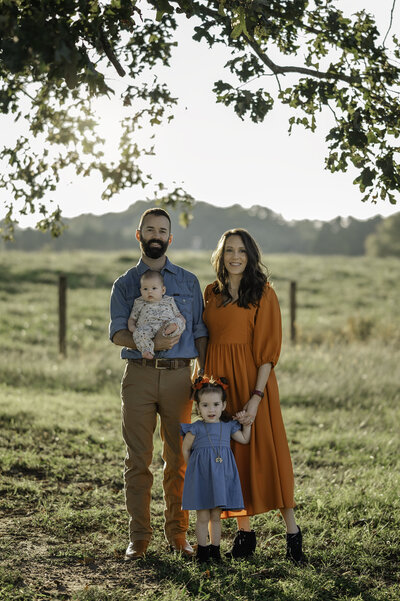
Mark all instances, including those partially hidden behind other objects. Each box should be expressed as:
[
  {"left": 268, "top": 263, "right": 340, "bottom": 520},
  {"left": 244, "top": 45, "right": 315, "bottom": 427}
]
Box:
[{"left": 251, "top": 389, "right": 264, "bottom": 399}]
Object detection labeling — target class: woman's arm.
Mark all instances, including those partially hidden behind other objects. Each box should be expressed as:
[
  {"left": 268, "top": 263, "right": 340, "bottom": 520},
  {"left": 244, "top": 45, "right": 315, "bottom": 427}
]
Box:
[
  {"left": 182, "top": 432, "right": 195, "bottom": 464},
  {"left": 253, "top": 361, "right": 272, "bottom": 393},
  {"left": 235, "top": 362, "right": 272, "bottom": 426}
]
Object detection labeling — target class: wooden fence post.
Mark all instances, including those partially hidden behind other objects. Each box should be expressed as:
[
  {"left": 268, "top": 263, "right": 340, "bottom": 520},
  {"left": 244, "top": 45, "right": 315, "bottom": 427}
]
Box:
[
  {"left": 58, "top": 275, "right": 67, "bottom": 357},
  {"left": 290, "top": 281, "right": 297, "bottom": 343}
]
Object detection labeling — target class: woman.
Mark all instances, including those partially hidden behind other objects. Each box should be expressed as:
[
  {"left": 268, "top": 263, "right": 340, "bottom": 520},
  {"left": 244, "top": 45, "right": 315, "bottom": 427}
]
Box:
[{"left": 202, "top": 228, "right": 305, "bottom": 563}]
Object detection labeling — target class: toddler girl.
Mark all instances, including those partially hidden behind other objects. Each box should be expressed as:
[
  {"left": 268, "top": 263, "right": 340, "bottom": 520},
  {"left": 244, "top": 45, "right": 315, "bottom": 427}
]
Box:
[
  {"left": 181, "top": 376, "right": 251, "bottom": 563},
  {"left": 128, "top": 270, "right": 185, "bottom": 359}
]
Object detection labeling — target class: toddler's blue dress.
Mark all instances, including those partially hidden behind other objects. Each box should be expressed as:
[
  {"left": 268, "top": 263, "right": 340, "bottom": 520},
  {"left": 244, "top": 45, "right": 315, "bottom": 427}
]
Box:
[{"left": 180, "top": 420, "right": 245, "bottom": 510}]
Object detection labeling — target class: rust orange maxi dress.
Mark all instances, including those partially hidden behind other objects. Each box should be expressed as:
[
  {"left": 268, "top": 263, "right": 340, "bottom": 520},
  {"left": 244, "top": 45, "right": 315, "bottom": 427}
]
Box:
[{"left": 203, "top": 282, "right": 295, "bottom": 518}]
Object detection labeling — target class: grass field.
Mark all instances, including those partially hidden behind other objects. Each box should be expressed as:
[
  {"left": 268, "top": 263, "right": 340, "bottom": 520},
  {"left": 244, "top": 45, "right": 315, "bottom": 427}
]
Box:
[{"left": 0, "top": 250, "right": 399, "bottom": 601}]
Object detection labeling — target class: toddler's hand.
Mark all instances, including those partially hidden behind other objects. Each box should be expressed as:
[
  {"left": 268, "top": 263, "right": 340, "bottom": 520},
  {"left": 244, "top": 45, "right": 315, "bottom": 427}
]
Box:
[
  {"left": 234, "top": 411, "right": 247, "bottom": 424},
  {"left": 234, "top": 410, "right": 255, "bottom": 426}
]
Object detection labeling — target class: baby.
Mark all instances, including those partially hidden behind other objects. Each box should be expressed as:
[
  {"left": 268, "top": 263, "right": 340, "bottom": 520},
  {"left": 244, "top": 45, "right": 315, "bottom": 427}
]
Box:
[{"left": 128, "top": 270, "right": 186, "bottom": 359}]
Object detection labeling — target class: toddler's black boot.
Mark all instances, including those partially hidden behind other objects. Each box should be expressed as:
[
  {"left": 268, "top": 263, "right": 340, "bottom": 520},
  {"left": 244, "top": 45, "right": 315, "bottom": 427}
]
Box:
[
  {"left": 286, "top": 526, "right": 307, "bottom": 565},
  {"left": 196, "top": 544, "right": 210, "bottom": 563},
  {"left": 209, "top": 544, "right": 222, "bottom": 563},
  {"left": 225, "top": 529, "right": 256, "bottom": 559}
]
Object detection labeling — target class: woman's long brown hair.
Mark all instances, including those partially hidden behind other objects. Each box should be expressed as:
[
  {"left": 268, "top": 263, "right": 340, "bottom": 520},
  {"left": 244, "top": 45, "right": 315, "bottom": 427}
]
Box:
[{"left": 211, "top": 228, "right": 268, "bottom": 308}]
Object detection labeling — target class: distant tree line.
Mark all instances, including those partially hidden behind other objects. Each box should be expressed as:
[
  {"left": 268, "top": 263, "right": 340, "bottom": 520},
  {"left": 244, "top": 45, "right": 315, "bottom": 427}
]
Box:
[
  {"left": 2, "top": 201, "right": 398, "bottom": 257},
  {"left": 365, "top": 212, "right": 400, "bottom": 257}
]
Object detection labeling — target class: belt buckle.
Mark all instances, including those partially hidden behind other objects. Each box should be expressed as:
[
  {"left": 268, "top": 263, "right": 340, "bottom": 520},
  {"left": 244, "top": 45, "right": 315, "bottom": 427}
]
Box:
[{"left": 155, "top": 358, "right": 168, "bottom": 369}]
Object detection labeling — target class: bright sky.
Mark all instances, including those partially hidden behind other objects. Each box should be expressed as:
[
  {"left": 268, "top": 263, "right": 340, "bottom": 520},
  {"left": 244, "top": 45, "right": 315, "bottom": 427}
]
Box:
[{"left": 1, "top": 1, "right": 400, "bottom": 228}]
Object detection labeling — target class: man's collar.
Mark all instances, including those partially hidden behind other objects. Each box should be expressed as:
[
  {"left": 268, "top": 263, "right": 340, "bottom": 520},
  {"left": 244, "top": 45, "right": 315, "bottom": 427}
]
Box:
[{"left": 135, "top": 256, "right": 178, "bottom": 275}]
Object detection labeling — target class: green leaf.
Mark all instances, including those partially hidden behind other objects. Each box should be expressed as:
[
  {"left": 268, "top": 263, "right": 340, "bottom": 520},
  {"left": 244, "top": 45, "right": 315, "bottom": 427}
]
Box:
[
  {"left": 218, "top": 0, "right": 226, "bottom": 17},
  {"left": 230, "top": 23, "right": 243, "bottom": 39}
]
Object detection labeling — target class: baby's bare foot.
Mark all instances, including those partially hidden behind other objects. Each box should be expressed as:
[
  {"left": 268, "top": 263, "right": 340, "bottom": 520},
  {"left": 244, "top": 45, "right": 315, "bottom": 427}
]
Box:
[{"left": 142, "top": 351, "right": 154, "bottom": 359}]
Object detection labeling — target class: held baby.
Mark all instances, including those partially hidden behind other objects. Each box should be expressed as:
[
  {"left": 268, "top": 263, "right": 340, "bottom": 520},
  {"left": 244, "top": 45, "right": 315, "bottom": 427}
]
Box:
[{"left": 128, "top": 270, "right": 186, "bottom": 359}]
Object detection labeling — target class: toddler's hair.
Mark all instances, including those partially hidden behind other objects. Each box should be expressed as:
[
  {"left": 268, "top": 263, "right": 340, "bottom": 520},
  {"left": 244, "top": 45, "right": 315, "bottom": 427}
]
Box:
[
  {"left": 140, "top": 270, "right": 164, "bottom": 286},
  {"left": 192, "top": 376, "right": 231, "bottom": 421}
]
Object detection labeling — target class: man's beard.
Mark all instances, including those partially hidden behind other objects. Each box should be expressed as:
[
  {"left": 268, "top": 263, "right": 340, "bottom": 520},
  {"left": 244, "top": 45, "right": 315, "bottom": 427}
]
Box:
[{"left": 140, "top": 235, "right": 169, "bottom": 259}]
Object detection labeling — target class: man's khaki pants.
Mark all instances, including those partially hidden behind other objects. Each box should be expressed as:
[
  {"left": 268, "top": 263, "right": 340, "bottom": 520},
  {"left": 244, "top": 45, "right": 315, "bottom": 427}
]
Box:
[{"left": 121, "top": 361, "right": 193, "bottom": 543}]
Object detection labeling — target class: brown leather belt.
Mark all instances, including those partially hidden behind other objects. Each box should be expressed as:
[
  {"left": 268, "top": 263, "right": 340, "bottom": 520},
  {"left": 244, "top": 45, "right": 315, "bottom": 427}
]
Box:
[{"left": 128, "top": 358, "right": 192, "bottom": 370}]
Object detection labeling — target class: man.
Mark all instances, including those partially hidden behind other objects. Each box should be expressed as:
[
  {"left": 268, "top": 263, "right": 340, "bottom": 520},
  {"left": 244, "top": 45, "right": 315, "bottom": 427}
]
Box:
[{"left": 109, "top": 207, "right": 208, "bottom": 560}]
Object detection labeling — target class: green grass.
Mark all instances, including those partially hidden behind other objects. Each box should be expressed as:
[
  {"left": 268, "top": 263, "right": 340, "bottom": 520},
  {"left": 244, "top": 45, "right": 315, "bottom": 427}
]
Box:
[{"left": 0, "top": 250, "right": 399, "bottom": 600}]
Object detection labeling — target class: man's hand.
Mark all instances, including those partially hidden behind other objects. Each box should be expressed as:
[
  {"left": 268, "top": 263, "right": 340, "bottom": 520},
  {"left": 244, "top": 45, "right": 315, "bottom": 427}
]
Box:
[{"left": 154, "top": 325, "right": 181, "bottom": 351}]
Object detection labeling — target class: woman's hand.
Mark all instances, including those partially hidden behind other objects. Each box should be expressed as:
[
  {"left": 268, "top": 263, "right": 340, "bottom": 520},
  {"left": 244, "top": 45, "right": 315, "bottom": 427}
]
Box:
[{"left": 234, "top": 396, "right": 261, "bottom": 426}]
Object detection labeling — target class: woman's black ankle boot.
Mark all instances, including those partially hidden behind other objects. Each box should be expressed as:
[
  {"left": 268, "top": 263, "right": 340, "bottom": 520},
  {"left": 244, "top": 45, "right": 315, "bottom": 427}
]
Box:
[
  {"left": 225, "top": 529, "right": 256, "bottom": 559},
  {"left": 196, "top": 544, "right": 210, "bottom": 563},
  {"left": 209, "top": 544, "right": 222, "bottom": 562},
  {"left": 286, "top": 526, "right": 307, "bottom": 564}
]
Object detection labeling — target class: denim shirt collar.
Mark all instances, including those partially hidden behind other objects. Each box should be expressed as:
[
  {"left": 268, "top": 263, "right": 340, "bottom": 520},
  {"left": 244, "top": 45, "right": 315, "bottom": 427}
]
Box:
[{"left": 135, "top": 256, "right": 178, "bottom": 276}]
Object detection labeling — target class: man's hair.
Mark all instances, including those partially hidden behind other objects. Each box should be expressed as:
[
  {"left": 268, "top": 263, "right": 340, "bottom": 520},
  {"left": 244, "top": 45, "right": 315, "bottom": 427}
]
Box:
[
  {"left": 140, "top": 270, "right": 164, "bottom": 286},
  {"left": 138, "top": 208, "right": 171, "bottom": 232}
]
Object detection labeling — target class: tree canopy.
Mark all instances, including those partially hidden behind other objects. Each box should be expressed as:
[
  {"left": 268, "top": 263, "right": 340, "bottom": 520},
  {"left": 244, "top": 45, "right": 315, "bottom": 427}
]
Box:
[{"left": 1, "top": 0, "right": 400, "bottom": 238}]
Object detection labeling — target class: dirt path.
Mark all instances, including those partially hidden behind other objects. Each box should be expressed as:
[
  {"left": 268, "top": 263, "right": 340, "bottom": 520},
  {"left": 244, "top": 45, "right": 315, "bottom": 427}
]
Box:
[{"left": 0, "top": 515, "right": 134, "bottom": 599}]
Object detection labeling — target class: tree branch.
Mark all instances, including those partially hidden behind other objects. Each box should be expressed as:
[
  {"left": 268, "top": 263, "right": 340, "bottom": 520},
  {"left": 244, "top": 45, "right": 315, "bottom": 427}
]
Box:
[
  {"left": 383, "top": 0, "right": 397, "bottom": 46},
  {"left": 99, "top": 27, "right": 126, "bottom": 77},
  {"left": 246, "top": 38, "right": 359, "bottom": 85}
]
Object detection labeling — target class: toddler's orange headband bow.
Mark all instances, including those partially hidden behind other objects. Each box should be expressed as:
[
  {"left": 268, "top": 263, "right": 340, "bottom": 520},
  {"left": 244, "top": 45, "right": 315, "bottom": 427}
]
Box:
[{"left": 193, "top": 376, "right": 229, "bottom": 390}]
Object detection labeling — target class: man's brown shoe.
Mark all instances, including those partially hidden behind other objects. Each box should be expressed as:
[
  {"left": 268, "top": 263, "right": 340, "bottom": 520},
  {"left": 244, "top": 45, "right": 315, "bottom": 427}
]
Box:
[
  {"left": 169, "top": 537, "right": 194, "bottom": 557},
  {"left": 125, "top": 540, "right": 149, "bottom": 560}
]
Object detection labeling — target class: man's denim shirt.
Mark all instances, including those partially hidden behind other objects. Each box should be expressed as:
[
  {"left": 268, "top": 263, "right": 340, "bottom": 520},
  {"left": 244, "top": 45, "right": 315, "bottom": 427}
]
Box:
[{"left": 109, "top": 257, "right": 208, "bottom": 360}]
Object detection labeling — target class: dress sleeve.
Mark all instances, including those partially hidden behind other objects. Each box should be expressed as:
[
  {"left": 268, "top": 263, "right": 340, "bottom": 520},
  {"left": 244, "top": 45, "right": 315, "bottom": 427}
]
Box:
[
  {"left": 203, "top": 283, "right": 215, "bottom": 304},
  {"left": 252, "top": 284, "right": 282, "bottom": 368},
  {"left": 180, "top": 422, "right": 198, "bottom": 437},
  {"left": 230, "top": 420, "right": 242, "bottom": 435}
]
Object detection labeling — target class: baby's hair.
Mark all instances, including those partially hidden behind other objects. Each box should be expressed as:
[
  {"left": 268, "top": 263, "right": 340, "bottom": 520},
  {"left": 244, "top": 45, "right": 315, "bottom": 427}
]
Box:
[
  {"left": 140, "top": 270, "right": 164, "bottom": 286},
  {"left": 192, "top": 376, "right": 231, "bottom": 421}
]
